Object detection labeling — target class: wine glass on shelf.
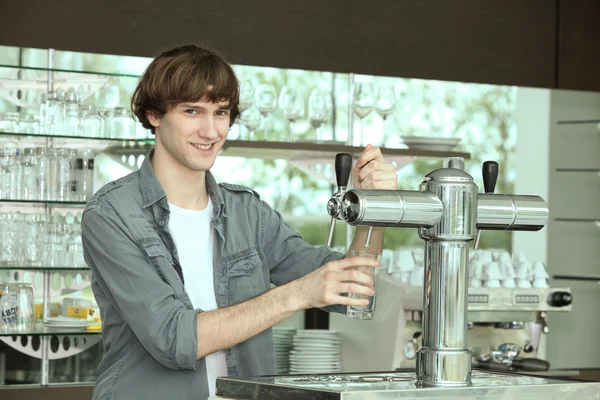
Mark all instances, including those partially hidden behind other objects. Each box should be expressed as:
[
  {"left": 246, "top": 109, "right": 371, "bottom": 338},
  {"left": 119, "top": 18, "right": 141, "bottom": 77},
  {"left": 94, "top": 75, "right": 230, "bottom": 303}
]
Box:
[
  {"left": 279, "top": 86, "right": 305, "bottom": 142},
  {"left": 308, "top": 89, "right": 333, "bottom": 143},
  {"left": 240, "top": 107, "right": 261, "bottom": 141},
  {"left": 353, "top": 82, "right": 375, "bottom": 146},
  {"left": 237, "top": 80, "right": 255, "bottom": 140},
  {"left": 255, "top": 84, "right": 277, "bottom": 141},
  {"left": 376, "top": 85, "right": 396, "bottom": 146}
]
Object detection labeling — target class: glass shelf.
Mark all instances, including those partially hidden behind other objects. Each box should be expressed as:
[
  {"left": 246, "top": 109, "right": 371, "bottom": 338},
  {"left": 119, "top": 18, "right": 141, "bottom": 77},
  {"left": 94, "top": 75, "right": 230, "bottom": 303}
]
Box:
[
  {"left": 0, "top": 265, "right": 89, "bottom": 271},
  {"left": 0, "top": 199, "right": 87, "bottom": 207},
  {"left": 0, "top": 132, "right": 470, "bottom": 160},
  {"left": 0, "top": 323, "right": 101, "bottom": 337},
  {"left": 0, "top": 63, "right": 142, "bottom": 79},
  {"left": 0, "top": 131, "right": 153, "bottom": 151},
  {"left": 0, "top": 131, "right": 152, "bottom": 143}
]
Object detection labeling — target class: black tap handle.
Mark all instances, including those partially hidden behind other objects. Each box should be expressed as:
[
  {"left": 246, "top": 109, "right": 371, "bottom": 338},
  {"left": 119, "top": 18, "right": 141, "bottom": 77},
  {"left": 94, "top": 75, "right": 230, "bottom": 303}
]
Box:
[
  {"left": 335, "top": 153, "right": 353, "bottom": 187},
  {"left": 548, "top": 291, "right": 573, "bottom": 307},
  {"left": 482, "top": 161, "right": 499, "bottom": 193}
]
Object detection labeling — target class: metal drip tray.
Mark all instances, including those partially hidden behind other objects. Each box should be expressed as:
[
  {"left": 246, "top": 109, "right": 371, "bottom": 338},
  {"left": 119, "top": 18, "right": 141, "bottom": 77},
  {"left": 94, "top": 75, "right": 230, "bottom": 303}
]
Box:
[{"left": 216, "top": 371, "right": 600, "bottom": 399}]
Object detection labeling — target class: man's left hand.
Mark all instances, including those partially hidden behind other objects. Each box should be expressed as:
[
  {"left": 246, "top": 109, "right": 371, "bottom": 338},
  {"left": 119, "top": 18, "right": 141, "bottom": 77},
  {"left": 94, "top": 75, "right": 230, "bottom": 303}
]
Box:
[{"left": 352, "top": 144, "right": 398, "bottom": 190}]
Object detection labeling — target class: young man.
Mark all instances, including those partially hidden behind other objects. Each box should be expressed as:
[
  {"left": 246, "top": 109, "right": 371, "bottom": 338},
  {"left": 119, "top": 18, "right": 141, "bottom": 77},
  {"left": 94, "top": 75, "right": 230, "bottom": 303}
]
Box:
[{"left": 81, "top": 44, "right": 398, "bottom": 400}]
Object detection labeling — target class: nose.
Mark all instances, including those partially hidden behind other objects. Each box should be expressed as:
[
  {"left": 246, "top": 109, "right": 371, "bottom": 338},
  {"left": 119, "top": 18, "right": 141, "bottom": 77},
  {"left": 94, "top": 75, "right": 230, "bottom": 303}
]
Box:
[{"left": 197, "top": 115, "right": 219, "bottom": 140}]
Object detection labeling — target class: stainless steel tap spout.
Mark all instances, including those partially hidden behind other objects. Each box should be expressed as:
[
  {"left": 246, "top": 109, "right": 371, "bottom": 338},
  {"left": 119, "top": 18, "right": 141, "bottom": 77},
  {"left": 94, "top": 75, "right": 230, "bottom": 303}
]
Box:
[
  {"left": 341, "top": 189, "right": 443, "bottom": 228},
  {"left": 477, "top": 194, "right": 548, "bottom": 231}
]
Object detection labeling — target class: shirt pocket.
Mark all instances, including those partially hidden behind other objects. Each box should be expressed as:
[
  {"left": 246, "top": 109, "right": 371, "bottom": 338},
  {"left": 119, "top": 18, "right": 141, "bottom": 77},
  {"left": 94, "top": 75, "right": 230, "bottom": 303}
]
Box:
[
  {"left": 227, "top": 249, "right": 267, "bottom": 304},
  {"left": 138, "top": 238, "right": 183, "bottom": 292}
]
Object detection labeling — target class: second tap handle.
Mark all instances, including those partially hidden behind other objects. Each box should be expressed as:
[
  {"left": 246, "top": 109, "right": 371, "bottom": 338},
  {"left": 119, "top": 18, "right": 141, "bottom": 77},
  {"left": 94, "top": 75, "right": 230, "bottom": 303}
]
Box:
[
  {"left": 482, "top": 161, "right": 499, "bottom": 193},
  {"left": 335, "top": 153, "right": 353, "bottom": 188}
]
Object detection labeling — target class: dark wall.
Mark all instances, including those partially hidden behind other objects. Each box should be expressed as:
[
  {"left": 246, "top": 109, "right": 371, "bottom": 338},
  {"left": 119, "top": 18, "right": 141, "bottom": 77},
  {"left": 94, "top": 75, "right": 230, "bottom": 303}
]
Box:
[
  {"left": 557, "top": 0, "right": 600, "bottom": 91},
  {"left": 1, "top": 0, "right": 598, "bottom": 91}
]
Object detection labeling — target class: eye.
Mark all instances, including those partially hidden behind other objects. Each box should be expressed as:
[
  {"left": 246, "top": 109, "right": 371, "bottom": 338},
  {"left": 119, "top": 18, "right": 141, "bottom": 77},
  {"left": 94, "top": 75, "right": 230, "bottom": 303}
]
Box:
[
  {"left": 184, "top": 109, "right": 197, "bottom": 115},
  {"left": 216, "top": 110, "right": 230, "bottom": 117}
]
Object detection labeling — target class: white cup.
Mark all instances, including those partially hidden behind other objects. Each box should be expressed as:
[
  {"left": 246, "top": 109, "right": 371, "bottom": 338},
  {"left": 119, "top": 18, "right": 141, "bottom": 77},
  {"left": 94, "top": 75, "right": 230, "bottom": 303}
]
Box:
[
  {"left": 484, "top": 262, "right": 502, "bottom": 280},
  {"left": 470, "top": 260, "right": 484, "bottom": 280},
  {"left": 502, "top": 278, "right": 517, "bottom": 288},
  {"left": 532, "top": 261, "right": 550, "bottom": 279},
  {"left": 395, "top": 249, "right": 416, "bottom": 272},
  {"left": 485, "top": 279, "right": 502, "bottom": 288},
  {"left": 517, "top": 279, "right": 533, "bottom": 289},
  {"left": 469, "top": 279, "right": 483, "bottom": 288},
  {"left": 533, "top": 278, "right": 549, "bottom": 288}
]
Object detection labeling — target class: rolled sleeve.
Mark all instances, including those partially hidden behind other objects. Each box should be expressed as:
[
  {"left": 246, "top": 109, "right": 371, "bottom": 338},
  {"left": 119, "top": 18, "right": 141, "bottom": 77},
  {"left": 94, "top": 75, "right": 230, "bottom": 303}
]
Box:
[
  {"left": 260, "top": 201, "right": 346, "bottom": 313},
  {"left": 82, "top": 208, "right": 200, "bottom": 370}
]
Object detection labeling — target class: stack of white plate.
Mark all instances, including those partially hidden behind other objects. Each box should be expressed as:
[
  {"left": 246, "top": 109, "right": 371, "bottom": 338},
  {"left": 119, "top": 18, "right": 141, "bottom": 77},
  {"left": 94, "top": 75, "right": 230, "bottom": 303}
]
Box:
[
  {"left": 273, "top": 327, "right": 295, "bottom": 374},
  {"left": 289, "top": 329, "right": 341, "bottom": 374},
  {"left": 42, "top": 316, "right": 91, "bottom": 328}
]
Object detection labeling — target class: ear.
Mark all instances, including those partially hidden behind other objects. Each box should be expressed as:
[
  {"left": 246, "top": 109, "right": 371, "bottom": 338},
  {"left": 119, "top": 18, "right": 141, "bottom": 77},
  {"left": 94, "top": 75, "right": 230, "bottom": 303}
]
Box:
[{"left": 146, "top": 111, "right": 161, "bottom": 128}]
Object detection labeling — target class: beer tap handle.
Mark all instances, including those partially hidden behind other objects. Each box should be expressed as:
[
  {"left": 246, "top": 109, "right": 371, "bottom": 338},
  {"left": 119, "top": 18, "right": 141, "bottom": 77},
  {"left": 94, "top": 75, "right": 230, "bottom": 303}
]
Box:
[
  {"left": 326, "top": 153, "right": 353, "bottom": 247},
  {"left": 335, "top": 153, "right": 353, "bottom": 189},
  {"left": 482, "top": 161, "right": 499, "bottom": 194},
  {"left": 474, "top": 161, "right": 499, "bottom": 249}
]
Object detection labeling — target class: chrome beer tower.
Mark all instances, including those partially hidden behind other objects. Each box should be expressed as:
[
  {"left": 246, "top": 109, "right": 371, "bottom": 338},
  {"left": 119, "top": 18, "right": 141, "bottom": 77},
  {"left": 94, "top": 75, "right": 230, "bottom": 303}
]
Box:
[{"left": 326, "top": 154, "right": 549, "bottom": 387}]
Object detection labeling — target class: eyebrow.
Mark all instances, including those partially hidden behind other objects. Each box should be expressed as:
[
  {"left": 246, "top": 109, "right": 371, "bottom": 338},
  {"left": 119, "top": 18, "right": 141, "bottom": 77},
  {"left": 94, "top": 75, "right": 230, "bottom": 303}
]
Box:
[{"left": 179, "top": 102, "right": 232, "bottom": 110}]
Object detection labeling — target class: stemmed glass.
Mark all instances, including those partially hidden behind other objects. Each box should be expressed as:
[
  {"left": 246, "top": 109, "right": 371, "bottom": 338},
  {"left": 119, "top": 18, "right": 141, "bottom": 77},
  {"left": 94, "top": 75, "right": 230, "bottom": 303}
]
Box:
[
  {"left": 255, "top": 84, "right": 277, "bottom": 141},
  {"left": 237, "top": 80, "right": 255, "bottom": 140},
  {"left": 279, "top": 86, "right": 305, "bottom": 142},
  {"left": 240, "top": 107, "right": 261, "bottom": 140},
  {"left": 308, "top": 89, "right": 333, "bottom": 143},
  {"left": 353, "top": 83, "right": 375, "bottom": 146},
  {"left": 376, "top": 85, "right": 396, "bottom": 146}
]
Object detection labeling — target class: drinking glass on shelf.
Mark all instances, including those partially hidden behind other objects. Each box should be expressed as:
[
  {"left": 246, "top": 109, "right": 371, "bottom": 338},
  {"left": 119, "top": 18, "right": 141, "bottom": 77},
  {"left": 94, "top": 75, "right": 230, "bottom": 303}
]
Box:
[
  {"left": 80, "top": 105, "right": 102, "bottom": 138},
  {"left": 346, "top": 248, "right": 382, "bottom": 320},
  {"left": 240, "top": 107, "right": 261, "bottom": 140},
  {"left": 239, "top": 80, "right": 255, "bottom": 113},
  {"left": 0, "top": 213, "right": 18, "bottom": 264},
  {"left": 0, "top": 283, "right": 35, "bottom": 333},
  {"left": 0, "top": 112, "right": 21, "bottom": 133},
  {"left": 63, "top": 89, "right": 81, "bottom": 136},
  {"left": 255, "top": 84, "right": 277, "bottom": 140},
  {"left": 376, "top": 85, "right": 397, "bottom": 145},
  {"left": 21, "top": 213, "right": 41, "bottom": 266},
  {"left": 97, "top": 108, "right": 113, "bottom": 138},
  {"left": 353, "top": 83, "right": 375, "bottom": 146},
  {"left": 20, "top": 114, "right": 38, "bottom": 134},
  {"left": 21, "top": 148, "right": 37, "bottom": 201},
  {"left": 35, "top": 147, "right": 50, "bottom": 201},
  {"left": 0, "top": 147, "right": 22, "bottom": 200},
  {"left": 308, "top": 89, "right": 333, "bottom": 143},
  {"left": 279, "top": 86, "right": 305, "bottom": 142},
  {"left": 77, "top": 149, "right": 95, "bottom": 202},
  {"left": 110, "top": 107, "right": 135, "bottom": 139},
  {"left": 49, "top": 148, "right": 71, "bottom": 202}
]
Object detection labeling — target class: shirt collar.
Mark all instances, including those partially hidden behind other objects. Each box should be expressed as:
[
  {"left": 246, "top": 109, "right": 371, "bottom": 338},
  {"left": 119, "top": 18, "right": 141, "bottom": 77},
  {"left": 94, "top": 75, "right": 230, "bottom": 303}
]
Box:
[{"left": 138, "top": 149, "right": 225, "bottom": 218}]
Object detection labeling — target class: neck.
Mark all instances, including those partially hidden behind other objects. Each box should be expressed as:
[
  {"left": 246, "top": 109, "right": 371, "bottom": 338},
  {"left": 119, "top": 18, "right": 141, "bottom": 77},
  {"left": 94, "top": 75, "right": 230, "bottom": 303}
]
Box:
[{"left": 151, "top": 146, "right": 210, "bottom": 210}]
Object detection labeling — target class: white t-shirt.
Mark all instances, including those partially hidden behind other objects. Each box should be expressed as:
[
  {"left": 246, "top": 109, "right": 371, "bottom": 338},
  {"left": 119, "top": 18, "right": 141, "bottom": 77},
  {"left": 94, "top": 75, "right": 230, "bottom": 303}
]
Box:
[{"left": 168, "top": 199, "right": 227, "bottom": 397}]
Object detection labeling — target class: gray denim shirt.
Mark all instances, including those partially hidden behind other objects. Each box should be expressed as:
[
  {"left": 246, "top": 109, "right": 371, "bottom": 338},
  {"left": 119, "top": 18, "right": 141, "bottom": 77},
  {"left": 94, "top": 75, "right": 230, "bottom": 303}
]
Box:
[{"left": 81, "top": 151, "right": 345, "bottom": 400}]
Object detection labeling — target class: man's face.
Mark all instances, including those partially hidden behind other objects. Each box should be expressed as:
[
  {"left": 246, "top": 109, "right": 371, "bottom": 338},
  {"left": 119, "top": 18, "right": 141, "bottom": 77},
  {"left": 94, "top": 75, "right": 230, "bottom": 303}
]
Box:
[{"left": 148, "top": 99, "right": 231, "bottom": 173}]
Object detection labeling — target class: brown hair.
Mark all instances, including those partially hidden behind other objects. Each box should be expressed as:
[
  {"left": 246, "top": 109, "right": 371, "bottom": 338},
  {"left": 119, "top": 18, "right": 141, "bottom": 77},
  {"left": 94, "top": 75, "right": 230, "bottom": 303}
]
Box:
[{"left": 131, "top": 44, "right": 240, "bottom": 134}]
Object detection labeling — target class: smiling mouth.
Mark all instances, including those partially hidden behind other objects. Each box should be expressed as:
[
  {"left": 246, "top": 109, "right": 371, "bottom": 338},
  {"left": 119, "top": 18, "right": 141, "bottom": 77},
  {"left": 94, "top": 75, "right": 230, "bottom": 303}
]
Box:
[{"left": 190, "top": 143, "right": 214, "bottom": 150}]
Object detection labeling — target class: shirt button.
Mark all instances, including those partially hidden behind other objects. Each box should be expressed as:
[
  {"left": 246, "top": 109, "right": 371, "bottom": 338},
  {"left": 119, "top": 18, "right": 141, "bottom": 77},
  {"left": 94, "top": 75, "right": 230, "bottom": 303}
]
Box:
[
  {"left": 244, "top": 263, "right": 251, "bottom": 271},
  {"left": 159, "top": 220, "right": 165, "bottom": 227}
]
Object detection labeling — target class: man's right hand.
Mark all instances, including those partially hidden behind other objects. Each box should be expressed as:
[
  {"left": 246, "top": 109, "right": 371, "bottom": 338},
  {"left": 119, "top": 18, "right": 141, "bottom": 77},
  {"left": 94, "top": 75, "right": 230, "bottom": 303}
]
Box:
[{"left": 288, "top": 256, "right": 379, "bottom": 310}]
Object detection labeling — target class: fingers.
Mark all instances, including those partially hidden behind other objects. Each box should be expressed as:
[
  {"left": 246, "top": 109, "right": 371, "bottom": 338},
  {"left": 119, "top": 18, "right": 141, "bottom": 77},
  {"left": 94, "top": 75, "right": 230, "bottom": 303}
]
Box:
[
  {"left": 355, "top": 145, "right": 384, "bottom": 168},
  {"left": 359, "top": 170, "right": 398, "bottom": 190},
  {"left": 329, "top": 256, "right": 380, "bottom": 271},
  {"left": 337, "top": 269, "right": 375, "bottom": 288},
  {"left": 327, "top": 294, "right": 370, "bottom": 307},
  {"left": 357, "top": 160, "right": 395, "bottom": 183}
]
